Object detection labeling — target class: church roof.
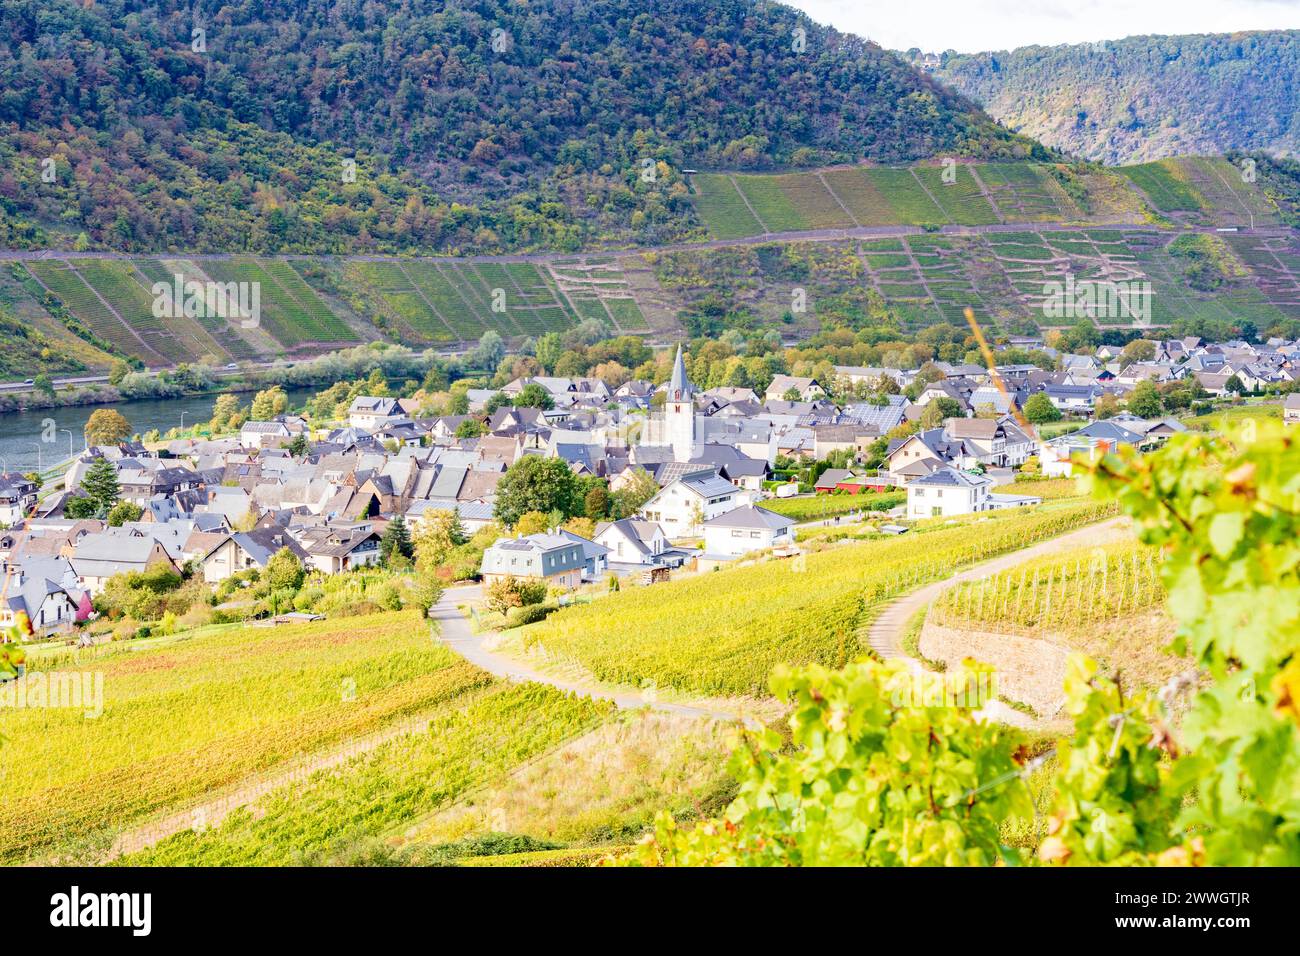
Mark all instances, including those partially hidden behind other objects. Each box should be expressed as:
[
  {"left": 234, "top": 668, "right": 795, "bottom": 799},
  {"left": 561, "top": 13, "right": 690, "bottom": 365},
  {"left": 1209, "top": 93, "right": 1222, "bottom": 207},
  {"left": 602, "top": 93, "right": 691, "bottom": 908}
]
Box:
[{"left": 668, "top": 345, "right": 693, "bottom": 401}]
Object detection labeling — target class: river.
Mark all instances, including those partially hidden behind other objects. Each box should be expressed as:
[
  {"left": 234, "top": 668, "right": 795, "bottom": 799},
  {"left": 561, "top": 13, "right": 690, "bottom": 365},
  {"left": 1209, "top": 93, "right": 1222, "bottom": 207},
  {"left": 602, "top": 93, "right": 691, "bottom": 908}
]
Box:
[{"left": 0, "top": 387, "right": 318, "bottom": 475}]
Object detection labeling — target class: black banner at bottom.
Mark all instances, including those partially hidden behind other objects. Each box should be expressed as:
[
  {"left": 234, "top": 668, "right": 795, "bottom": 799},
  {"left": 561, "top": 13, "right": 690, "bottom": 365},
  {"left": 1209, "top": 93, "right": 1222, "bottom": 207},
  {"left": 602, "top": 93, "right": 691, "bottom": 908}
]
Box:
[{"left": 0, "top": 865, "right": 1283, "bottom": 942}]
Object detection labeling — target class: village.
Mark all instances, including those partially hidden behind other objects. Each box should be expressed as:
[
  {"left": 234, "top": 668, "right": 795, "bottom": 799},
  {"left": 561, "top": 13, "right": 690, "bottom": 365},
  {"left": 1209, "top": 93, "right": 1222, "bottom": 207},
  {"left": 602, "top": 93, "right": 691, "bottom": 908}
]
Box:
[{"left": 1, "top": 331, "right": 1297, "bottom": 640}]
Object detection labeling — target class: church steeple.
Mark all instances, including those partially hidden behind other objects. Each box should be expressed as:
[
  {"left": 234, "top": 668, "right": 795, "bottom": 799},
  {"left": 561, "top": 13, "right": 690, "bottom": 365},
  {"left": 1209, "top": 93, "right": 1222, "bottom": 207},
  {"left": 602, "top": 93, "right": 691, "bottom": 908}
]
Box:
[
  {"left": 668, "top": 344, "right": 693, "bottom": 401},
  {"left": 666, "top": 344, "right": 697, "bottom": 462}
]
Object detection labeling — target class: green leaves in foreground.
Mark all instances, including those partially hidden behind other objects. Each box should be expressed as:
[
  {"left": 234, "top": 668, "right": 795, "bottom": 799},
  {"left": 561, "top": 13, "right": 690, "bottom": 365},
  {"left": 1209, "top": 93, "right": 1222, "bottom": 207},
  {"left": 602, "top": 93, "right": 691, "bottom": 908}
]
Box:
[
  {"left": 630, "top": 422, "right": 1299, "bottom": 866},
  {"left": 631, "top": 659, "right": 1032, "bottom": 866}
]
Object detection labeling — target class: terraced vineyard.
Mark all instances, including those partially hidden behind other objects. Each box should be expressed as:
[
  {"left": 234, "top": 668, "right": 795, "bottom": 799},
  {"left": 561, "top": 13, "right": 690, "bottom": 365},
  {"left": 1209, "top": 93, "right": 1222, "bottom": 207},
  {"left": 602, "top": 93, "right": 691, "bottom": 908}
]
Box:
[
  {"left": 690, "top": 162, "right": 1100, "bottom": 238},
  {"left": 4, "top": 156, "right": 1300, "bottom": 374}
]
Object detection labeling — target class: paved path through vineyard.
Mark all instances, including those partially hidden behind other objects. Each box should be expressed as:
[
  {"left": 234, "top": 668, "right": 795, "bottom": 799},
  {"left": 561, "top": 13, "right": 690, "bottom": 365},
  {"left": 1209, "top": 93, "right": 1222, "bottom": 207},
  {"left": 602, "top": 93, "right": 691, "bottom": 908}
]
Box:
[
  {"left": 864, "top": 516, "right": 1130, "bottom": 659},
  {"left": 431, "top": 585, "right": 745, "bottom": 721}
]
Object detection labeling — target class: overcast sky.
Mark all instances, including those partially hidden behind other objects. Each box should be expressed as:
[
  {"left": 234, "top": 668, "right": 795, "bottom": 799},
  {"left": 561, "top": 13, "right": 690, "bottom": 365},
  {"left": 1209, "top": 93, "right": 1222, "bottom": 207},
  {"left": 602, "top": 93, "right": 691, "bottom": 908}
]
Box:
[{"left": 787, "top": 0, "right": 1300, "bottom": 53}]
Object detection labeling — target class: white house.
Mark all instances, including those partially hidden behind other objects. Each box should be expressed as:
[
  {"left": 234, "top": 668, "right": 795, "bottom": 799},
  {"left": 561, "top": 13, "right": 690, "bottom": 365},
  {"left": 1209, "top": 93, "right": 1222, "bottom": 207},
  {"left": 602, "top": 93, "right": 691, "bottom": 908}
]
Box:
[
  {"left": 702, "top": 505, "right": 795, "bottom": 558},
  {"left": 594, "top": 518, "right": 676, "bottom": 567},
  {"left": 640, "top": 470, "right": 740, "bottom": 537},
  {"left": 0, "top": 475, "right": 39, "bottom": 527},
  {"left": 347, "top": 396, "right": 404, "bottom": 431},
  {"left": 906, "top": 467, "right": 995, "bottom": 518},
  {"left": 239, "top": 420, "right": 292, "bottom": 450}
]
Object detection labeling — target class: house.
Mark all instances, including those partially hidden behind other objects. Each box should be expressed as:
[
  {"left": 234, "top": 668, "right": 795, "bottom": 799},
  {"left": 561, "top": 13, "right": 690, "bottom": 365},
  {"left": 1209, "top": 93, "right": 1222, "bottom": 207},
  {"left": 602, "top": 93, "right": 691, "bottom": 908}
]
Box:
[
  {"left": 1285, "top": 393, "right": 1300, "bottom": 426},
  {"left": 593, "top": 518, "right": 682, "bottom": 568},
  {"left": 764, "top": 374, "right": 826, "bottom": 403},
  {"left": 0, "top": 474, "right": 38, "bottom": 526},
  {"left": 702, "top": 505, "right": 795, "bottom": 558},
  {"left": 293, "top": 526, "right": 382, "bottom": 575},
  {"left": 1043, "top": 384, "right": 1103, "bottom": 414},
  {"left": 557, "top": 530, "right": 611, "bottom": 581},
  {"left": 347, "top": 396, "right": 404, "bottom": 430},
  {"left": 70, "top": 533, "right": 179, "bottom": 595},
  {"left": 479, "top": 534, "right": 585, "bottom": 589},
  {"left": 0, "top": 556, "right": 87, "bottom": 635},
  {"left": 906, "top": 467, "right": 995, "bottom": 518},
  {"left": 639, "top": 470, "right": 741, "bottom": 537},
  {"left": 199, "top": 527, "right": 310, "bottom": 584},
  {"left": 116, "top": 465, "right": 202, "bottom": 506},
  {"left": 239, "top": 421, "right": 292, "bottom": 450}
]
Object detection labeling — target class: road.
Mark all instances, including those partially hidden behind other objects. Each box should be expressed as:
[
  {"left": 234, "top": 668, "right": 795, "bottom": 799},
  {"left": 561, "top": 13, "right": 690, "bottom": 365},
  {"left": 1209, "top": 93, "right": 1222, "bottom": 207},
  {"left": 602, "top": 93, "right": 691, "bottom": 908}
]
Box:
[
  {"left": 864, "top": 516, "right": 1130, "bottom": 659},
  {"left": 430, "top": 584, "right": 744, "bottom": 721},
  {"left": 2, "top": 221, "right": 1287, "bottom": 268}
]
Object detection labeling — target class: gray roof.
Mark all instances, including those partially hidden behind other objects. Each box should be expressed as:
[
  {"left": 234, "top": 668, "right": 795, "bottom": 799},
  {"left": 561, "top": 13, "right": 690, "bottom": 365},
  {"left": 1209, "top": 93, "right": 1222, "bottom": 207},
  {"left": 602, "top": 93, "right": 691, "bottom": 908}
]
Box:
[{"left": 704, "top": 505, "right": 793, "bottom": 531}]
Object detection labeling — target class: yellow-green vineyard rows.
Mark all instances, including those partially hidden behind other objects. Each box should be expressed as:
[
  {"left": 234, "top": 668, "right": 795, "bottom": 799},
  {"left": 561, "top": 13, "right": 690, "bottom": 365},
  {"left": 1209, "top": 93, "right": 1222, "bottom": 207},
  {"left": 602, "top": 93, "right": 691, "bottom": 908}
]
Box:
[
  {"left": 519, "top": 501, "right": 1118, "bottom": 697},
  {"left": 931, "top": 539, "right": 1165, "bottom": 634},
  {"left": 0, "top": 611, "right": 495, "bottom": 863},
  {"left": 119, "top": 683, "right": 611, "bottom": 866}
]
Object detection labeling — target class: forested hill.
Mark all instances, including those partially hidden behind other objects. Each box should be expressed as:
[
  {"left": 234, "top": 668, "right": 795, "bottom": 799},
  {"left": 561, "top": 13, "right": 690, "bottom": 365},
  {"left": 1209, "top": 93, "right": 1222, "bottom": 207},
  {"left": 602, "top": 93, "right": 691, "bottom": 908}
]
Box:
[
  {"left": 928, "top": 31, "right": 1300, "bottom": 164},
  {"left": 0, "top": 0, "right": 1034, "bottom": 255}
]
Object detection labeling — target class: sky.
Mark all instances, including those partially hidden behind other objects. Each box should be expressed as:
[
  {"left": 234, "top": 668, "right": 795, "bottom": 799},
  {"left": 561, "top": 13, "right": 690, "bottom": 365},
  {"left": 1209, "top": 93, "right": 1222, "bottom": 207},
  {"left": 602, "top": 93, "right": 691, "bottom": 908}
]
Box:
[{"left": 787, "top": 0, "right": 1300, "bottom": 53}]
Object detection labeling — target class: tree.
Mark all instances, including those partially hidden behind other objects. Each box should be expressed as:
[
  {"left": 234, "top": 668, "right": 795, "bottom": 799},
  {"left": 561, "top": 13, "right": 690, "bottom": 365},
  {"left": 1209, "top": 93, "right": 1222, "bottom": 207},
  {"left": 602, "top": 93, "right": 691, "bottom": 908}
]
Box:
[
  {"left": 535, "top": 332, "right": 564, "bottom": 374},
  {"left": 286, "top": 433, "right": 310, "bottom": 457},
  {"left": 108, "top": 360, "right": 131, "bottom": 387},
  {"left": 455, "top": 418, "right": 487, "bottom": 439},
  {"left": 563, "top": 516, "right": 596, "bottom": 539},
  {"left": 494, "top": 457, "right": 579, "bottom": 527},
  {"left": 1093, "top": 393, "right": 1120, "bottom": 420},
  {"left": 64, "top": 495, "right": 97, "bottom": 519},
  {"left": 379, "top": 515, "right": 414, "bottom": 564},
  {"left": 263, "top": 548, "right": 305, "bottom": 593},
  {"left": 610, "top": 468, "right": 659, "bottom": 518},
  {"left": 584, "top": 484, "right": 610, "bottom": 520},
  {"left": 1127, "top": 379, "right": 1163, "bottom": 418},
  {"left": 513, "top": 510, "right": 551, "bottom": 536},
  {"left": 516, "top": 382, "right": 554, "bottom": 410},
  {"left": 1023, "top": 392, "right": 1062, "bottom": 424},
  {"left": 106, "top": 500, "right": 144, "bottom": 527},
  {"left": 1119, "top": 338, "right": 1156, "bottom": 365},
  {"left": 84, "top": 408, "right": 132, "bottom": 447},
  {"left": 32, "top": 372, "right": 54, "bottom": 399},
  {"left": 920, "top": 396, "right": 962, "bottom": 428},
  {"left": 250, "top": 385, "right": 288, "bottom": 420},
  {"left": 1224, "top": 374, "right": 1246, "bottom": 396},
  {"left": 413, "top": 509, "right": 466, "bottom": 570},
  {"left": 484, "top": 576, "right": 547, "bottom": 615},
  {"left": 209, "top": 393, "right": 243, "bottom": 433},
  {"left": 80, "top": 457, "right": 120, "bottom": 516}
]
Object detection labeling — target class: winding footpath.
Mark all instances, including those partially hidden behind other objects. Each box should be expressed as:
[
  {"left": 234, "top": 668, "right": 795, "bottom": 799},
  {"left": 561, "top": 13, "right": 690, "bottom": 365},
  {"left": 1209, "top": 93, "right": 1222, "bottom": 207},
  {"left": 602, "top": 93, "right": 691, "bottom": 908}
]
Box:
[{"left": 430, "top": 585, "right": 743, "bottom": 721}]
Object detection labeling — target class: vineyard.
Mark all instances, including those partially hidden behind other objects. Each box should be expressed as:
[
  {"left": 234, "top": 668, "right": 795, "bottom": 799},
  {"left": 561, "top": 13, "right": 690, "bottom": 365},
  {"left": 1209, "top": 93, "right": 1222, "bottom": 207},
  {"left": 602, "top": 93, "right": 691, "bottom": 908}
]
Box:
[
  {"left": 928, "top": 539, "right": 1181, "bottom": 686},
  {"left": 688, "top": 162, "right": 1092, "bottom": 237},
  {"left": 766, "top": 490, "right": 905, "bottom": 522},
  {"left": 120, "top": 683, "right": 612, "bottom": 866},
  {"left": 0, "top": 611, "right": 495, "bottom": 864},
  {"left": 516, "top": 501, "right": 1117, "bottom": 697}
]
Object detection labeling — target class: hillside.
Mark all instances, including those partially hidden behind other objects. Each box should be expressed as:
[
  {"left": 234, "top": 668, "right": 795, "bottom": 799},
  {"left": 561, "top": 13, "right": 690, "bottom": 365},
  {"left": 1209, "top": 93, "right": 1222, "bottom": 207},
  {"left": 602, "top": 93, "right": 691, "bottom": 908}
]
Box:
[
  {"left": 926, "top": 31, "right": 1300, "bottom": 164},
  {"left": 8, "top": 150, "right": 1300, "bottom": 374},
  {"left": 0, "top": 0, "right": 1030, "bottom": 256}
]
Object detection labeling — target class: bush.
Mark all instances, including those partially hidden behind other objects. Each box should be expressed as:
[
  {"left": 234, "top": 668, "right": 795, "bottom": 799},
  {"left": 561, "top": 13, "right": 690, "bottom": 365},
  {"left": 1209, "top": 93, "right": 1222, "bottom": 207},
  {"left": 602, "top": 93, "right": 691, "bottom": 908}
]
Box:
[{"left": 506, "top": 603, "right": 556, "bottom": 628}]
